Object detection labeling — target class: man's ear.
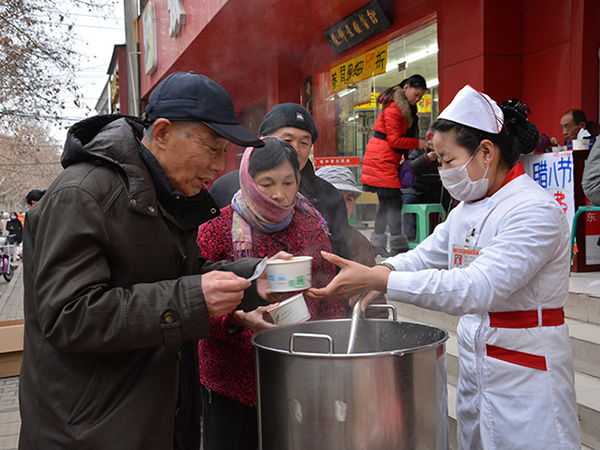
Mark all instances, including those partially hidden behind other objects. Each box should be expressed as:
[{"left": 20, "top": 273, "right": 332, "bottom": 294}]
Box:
[{"left": 150, "top": 118, "right": 172, "bottom": 149}]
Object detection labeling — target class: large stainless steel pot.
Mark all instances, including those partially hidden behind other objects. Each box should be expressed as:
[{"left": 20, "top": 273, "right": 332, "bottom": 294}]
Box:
[{"left": 252, "top": 305, "right": 449, "bottom": 450}]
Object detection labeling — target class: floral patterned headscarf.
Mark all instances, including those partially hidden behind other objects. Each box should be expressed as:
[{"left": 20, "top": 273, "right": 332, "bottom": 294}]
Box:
[{"left": 231, "top": 138, "right": 329, "bottom": 259}]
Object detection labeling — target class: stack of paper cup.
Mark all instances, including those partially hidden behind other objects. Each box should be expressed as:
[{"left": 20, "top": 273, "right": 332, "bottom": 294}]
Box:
[{"left": 267, "top": 293, "right": 311, "bottom": 325}]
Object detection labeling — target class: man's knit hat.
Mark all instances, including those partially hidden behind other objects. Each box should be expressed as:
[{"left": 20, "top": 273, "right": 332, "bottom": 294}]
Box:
[{"left": 259, "top": 103, "right": 318, "bottom": 143}]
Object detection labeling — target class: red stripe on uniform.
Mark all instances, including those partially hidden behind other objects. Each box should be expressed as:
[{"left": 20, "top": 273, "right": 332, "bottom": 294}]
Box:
[
  {"left": 488, "top": 308, "right": 564, "bottom": 328},
  {"left": 486, "top": 344, "right": 547, "bottom": 371}
]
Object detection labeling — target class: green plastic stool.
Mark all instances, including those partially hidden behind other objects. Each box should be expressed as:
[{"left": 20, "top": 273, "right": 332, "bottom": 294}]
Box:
[
  {"left": 570, "top": 206, "right": 600, "bottom": 264},
  {"left": 402, "top": 203, "right": 447, "bottom": 249}
]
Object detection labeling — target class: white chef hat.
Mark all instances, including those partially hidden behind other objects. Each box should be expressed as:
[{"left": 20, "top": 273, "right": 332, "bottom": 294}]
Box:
[{"left": 438, "top": 85, "right": 504, "bottom": 134}]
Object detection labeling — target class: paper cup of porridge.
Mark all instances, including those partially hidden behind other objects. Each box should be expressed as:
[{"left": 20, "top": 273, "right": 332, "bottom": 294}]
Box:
[
  {"left": 266, "top": 256, "right": 313, "bottom": 292},
  {"left": 268, "top": 293, "right": 311, "bottom": 325}
]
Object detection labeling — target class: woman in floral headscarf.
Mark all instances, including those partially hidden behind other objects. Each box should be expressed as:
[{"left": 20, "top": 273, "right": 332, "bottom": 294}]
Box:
[{"left": 196, "top": 136, "right": 345, "bottom": 450}]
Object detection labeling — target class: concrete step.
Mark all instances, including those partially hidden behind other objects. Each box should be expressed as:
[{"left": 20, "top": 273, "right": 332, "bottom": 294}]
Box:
[
  {"left": 568, "top": 317, "right": 600, "bottom": 379},
  {"left": 566, "top": 291, "right": 600, "bottom": 326}
]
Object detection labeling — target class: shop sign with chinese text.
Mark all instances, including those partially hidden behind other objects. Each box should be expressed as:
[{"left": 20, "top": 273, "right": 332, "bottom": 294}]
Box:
[
  {"left": 324, "top": 0, "right": 392, "bottom": 54},
  {"left": 330, "top": 42, "right": 388, "bottom": 93},
  {"left": 314, "top": 157, "right": 361, "bottom": 168},
  {"left": 417, "top": 94, "right": 432, "bottom": 113}
]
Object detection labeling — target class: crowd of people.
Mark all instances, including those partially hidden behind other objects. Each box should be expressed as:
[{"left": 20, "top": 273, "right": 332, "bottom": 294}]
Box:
[{"left": 15, "top": 69, "right": 594, "bottom": 450}]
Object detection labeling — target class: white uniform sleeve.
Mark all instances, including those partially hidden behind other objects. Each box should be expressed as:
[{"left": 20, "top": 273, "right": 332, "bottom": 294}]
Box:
[
  {"left": 385, "top": 200, "right": 567, "bottom": 316},
  {"left": 383, "top": 206, "right": 455, "bottom": 272}
]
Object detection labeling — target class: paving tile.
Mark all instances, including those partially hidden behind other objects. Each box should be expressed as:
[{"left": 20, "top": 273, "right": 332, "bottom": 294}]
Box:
[{"left": 0, "top": 411, "right": 20, "bottom": 425}]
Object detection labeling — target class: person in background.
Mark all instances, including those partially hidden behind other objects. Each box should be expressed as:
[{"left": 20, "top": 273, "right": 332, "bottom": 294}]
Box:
[
  {"left": 0, "top": 212, "right": 9, "bottom": 236},
  {"left": 19, "top": 71, "right": 273, "bottom": 450},
  {"left": 400, "top": 140, "right": 450, "bottom": 241},
  {"left": 308, "top": 85, "right": 580, "bottom": 449},
  {"left": 582, "top": 138, "right": 600, "bottom": 205},
  {"left": 315, "top": 165, "right": 388, "bottom": 318},
  {"left": 25, "top": 189, "right": 46, "bottom": 208},
  {"left": 197, "top": 137, "right": 345, "bottom": 450},
  {"left": 6, "top": 212, "right": 23, "bottom": 244},
  {"left": 360, "top": 74, "right": 430, "bottom": 257},
  {"left": 209, "top": 103, "right": 352, "bottom": 262},
  {"left": 550, "top": 109, "right": 592, "bottom": 146}
]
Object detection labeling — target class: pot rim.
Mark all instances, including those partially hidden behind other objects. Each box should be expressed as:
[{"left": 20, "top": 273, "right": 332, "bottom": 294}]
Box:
[{"left": 251, "top": 318, "right": 449, "bottom": 358}]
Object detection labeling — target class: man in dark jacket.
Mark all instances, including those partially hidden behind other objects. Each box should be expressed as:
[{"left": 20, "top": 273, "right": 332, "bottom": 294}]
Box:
[
  {"left": 19, "top": 72, "right": 270, "bottom": 450},
  {"left": 209, "top": 103, "right": 352, "bottom": 261}
]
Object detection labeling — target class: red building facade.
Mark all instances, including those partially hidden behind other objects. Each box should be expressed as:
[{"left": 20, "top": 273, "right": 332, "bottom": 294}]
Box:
[{"left": 136, "top": 0, "right": 600, "bottom": 173}]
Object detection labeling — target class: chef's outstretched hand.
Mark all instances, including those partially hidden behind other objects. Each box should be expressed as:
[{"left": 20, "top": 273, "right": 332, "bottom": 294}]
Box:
[{"left": 305, "top": 251, "right": 391, "bottom": 301}]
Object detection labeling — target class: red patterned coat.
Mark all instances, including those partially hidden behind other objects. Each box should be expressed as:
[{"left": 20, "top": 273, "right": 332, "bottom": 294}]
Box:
[{"left": 196, "top": 205, "right": 345, "bottom": 407}]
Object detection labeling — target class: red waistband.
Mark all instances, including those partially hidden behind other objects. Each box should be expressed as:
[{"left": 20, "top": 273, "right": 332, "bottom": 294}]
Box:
[{"left": 488, "top": 307, "right": 565, "bottom": 328}]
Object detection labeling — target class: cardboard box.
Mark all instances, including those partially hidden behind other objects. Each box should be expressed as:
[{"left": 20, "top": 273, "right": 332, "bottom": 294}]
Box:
[{"left": 0, "top": 319, "right": 24, "bottom": 378}]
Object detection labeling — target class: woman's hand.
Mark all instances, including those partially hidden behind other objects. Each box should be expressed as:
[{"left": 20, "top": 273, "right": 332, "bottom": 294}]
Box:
[
  {"left": 256, "top": 251, "right": 294, "bottom": 302},
  {"left": 424, "top": 149, "right": 438, "bottom": 164},
  {"left": 417, "top": 139, "right": 430, "bottom": 151},
  {"left": 230, "top": 305, "right": 278, "bottom": 333},
  {"left": 305, "top": 252, "right": 392, "bottom": 301}
]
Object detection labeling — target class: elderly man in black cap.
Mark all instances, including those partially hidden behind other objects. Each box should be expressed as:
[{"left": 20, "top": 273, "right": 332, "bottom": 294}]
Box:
[
  {"left": 210, "top": 103, "right": 351, "bottom": 261},
  {"left": 19, "top": 72, "right": 271, "bottom": 450}
]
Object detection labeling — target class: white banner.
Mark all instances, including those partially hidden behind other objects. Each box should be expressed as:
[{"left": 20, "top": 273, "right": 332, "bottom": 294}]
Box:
[{"left": 520, "top": 151, "right": 575, "bottom": 230}]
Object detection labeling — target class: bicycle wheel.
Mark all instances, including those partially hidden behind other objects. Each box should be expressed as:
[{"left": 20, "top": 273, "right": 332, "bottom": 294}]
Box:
[{"left": 3, "top": 265, "right": 13, "bottom": 282}]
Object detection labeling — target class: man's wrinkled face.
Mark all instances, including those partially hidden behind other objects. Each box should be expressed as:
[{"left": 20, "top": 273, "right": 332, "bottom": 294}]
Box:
[
  {"left": 155, "top": 121, "right": 228, "bottom": 197},
  {"left": 340, "top": 190, "right": 357, "bottom": 220},
  {"left": 270, "top": 127, "right": 313, "bottom": 170},
  {"left": 560, "top": 113, "right": 585, "bottom": 141}
]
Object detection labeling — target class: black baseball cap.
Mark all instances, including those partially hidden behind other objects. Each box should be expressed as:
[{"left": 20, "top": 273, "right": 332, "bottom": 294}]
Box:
[{"left": 142, "top": 72, "right": 264, "bottom": 147}]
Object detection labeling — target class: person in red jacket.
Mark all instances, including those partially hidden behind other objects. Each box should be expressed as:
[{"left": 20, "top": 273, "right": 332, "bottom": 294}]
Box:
[{"left": 361, "top": 74, "right": 430, "bottom": 256}]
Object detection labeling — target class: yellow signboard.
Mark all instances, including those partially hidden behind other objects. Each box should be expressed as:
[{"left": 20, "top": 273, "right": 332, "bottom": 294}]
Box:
[
  {"left": 354, "top": 92, "right": 377, "bottom": 110},
  {"left": 330, "top": 42, "right": 388, "bottom": 93},
  {"left": 417, "top": 94, "right": 432, "bottom": 113}
]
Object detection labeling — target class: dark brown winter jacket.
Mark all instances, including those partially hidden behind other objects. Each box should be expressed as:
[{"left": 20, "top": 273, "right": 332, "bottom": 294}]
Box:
[{"left": 19, "top": 115, "right": 264, "bottom": 450}]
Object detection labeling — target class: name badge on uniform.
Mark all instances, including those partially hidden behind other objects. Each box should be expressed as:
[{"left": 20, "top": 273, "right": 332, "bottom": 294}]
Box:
[{"left": 452, "top": 245, "right": 481, "bottom": 268}]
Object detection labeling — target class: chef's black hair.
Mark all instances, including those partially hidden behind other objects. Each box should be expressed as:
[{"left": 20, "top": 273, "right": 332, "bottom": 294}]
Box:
[
  {"left": 248, "top": 136, "right": 300, "bottom": 182},
  {"left": 431, "top": 105, "right": 539, "bottom": 167}
]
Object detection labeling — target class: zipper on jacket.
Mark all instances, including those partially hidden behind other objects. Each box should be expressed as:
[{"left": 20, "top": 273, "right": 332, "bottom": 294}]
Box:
[{"left": 474, "top": 312, "right": 487, "bottom": 410}]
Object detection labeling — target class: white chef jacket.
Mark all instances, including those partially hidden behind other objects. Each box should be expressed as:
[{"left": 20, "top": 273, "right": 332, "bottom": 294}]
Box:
[{"left": 385, "top": 166, "right": 581, "bottom": 449}]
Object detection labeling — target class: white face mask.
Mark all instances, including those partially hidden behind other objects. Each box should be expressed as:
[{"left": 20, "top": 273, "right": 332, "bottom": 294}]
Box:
[{"left": 438, "top": 150, "right": 489, "bottom": 202}]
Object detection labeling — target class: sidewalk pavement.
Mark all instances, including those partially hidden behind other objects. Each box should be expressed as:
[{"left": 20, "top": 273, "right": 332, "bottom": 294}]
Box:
[{"left": 0, "top": 263, "right": 23, "bottom": 450}]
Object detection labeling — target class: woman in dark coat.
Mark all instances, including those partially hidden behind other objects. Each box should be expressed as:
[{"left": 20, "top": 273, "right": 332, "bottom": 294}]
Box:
[
  {"left": 360, "top": 74, "right": 429, "bottom": 256},
  {"left": 5, "top": 212, "right": 23, "bottom": 243},
  {"left": 197, "top": 137, "right": 345, "bottom": 450}
]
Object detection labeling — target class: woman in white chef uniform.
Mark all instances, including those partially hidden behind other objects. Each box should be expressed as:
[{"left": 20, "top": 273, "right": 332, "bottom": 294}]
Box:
[{"left": 307, "top": 85, "right": 581, "bottom": 449}]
